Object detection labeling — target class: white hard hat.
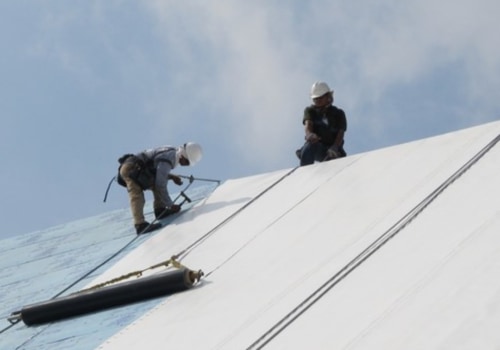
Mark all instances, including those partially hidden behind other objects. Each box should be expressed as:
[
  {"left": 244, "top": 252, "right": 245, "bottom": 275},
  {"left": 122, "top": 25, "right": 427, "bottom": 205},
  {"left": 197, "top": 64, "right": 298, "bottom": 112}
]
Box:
[
  {"left": 310, "top": 81, "right": 332, "bottom": 98},
  {"left": 183, "top": 142, "right": 203, "bottom": 165}
]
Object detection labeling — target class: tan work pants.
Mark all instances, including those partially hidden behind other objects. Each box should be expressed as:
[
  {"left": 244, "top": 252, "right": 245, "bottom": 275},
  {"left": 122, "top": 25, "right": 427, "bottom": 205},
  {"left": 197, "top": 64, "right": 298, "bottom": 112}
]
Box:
[{"left": 119, "top": 161, "right": 147, "bottom": 225}]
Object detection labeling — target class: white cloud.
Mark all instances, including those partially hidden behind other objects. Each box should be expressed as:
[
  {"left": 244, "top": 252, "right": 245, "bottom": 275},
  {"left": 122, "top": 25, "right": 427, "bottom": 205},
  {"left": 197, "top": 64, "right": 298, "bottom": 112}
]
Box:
[
  {"left": 143, "top": 2, "right": 309, "bottom": 170},
  {"left": 142, "top": 0, "right": 500, "bottom": 169}
]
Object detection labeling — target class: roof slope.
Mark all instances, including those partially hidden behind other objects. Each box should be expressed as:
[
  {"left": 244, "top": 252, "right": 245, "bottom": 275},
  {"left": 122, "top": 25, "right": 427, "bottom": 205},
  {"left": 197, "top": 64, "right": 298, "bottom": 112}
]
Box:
[{"left": 2, "top": 121, "right": 500, "bottom": 349}]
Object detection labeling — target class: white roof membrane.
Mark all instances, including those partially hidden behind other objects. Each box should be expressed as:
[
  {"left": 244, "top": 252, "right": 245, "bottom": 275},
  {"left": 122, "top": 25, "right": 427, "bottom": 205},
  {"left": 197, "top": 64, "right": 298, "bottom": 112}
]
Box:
[
  {"left": 2, "top": 121, "right": 499, "bottom": 350},
  {"left": 94, "top": 121, "right": 500, "bottom": 349}
]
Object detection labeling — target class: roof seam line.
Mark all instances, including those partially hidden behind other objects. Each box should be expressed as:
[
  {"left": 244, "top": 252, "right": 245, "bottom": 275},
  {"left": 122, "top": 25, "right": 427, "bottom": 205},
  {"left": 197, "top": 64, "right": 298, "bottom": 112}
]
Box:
[{"left": 175, "top": 167, "right": 299, "bottom": 262}]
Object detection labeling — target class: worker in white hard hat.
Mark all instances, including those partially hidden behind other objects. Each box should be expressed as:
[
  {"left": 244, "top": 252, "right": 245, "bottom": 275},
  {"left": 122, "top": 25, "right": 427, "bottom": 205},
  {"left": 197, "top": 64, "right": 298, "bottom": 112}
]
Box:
[
  {"left": 296, "top": 81, "right": 347, "bottom": 166},
  {"left": 118, "top": 142, "right": 203, "bottom": 234}
]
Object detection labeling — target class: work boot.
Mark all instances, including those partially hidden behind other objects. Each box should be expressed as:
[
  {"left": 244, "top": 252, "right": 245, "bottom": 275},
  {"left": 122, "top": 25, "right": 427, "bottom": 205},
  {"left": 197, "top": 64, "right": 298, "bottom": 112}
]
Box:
[
  {"left": 135, "top": 221, "right": 162, "bottom": 235},
  {"left": 155, "top": 205, "right": 181, "bottom": 220}
]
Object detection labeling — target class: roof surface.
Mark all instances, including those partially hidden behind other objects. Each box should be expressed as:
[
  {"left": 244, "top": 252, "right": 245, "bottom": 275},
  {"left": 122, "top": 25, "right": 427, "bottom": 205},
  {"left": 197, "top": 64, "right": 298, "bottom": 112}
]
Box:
[{"left": 2, "top": 121, "right": 500, "bottom": 350}]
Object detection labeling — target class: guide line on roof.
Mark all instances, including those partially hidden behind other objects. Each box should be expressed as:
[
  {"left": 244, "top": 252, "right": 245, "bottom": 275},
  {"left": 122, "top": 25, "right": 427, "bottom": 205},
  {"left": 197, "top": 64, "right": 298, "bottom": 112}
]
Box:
[{"left": 174, "top": 167, "right": 299, "bottom": 265}]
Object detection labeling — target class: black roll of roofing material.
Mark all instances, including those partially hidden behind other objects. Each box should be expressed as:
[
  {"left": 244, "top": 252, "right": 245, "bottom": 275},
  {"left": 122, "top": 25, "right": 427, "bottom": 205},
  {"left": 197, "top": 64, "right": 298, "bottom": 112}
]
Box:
[{"left": 12, "top": 268, "right": 199, "bottom": 326}]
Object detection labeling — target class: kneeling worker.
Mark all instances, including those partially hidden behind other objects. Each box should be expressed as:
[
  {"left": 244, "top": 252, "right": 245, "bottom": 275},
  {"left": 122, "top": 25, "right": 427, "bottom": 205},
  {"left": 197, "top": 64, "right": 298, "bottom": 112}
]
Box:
[
  {"left": 297, "top": 81, "right": 347, "bottom": 165},
  {"left": 118, "top": 142, "right": 203, "bottom": 234}
]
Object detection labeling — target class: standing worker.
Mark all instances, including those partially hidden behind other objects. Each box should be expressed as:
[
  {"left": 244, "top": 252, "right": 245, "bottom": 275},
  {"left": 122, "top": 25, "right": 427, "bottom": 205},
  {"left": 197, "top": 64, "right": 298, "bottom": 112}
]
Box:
[
  {"left": 117, "top": 142, "right": 203, "bottom": 234},
  {"left": 296, "top": 81, "right": 347, "bottom": 166}
]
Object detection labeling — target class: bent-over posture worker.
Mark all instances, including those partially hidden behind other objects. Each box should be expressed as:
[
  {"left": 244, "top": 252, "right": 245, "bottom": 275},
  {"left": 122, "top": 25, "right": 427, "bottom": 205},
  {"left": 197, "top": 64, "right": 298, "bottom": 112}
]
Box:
[
  {"left": 118, "top": 142, "right": 203, "bottom": 234},
  {"left": 297, "top": 81, "right": 347, "bottom": 166}
]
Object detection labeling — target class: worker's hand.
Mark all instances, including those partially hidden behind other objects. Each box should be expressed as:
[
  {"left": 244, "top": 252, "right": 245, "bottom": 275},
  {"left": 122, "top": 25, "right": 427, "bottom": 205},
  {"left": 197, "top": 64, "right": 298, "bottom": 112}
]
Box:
[
  {"left": 168, "top": 204, "right": 181, "bottom": 214},
  {"left": 305, "top": 133, "right": 320, "bottom": 143},
  {"left": 170, "top": 175, "right": 183, "bottom": 186},
  {"left": 324, "top": 147, "right": 341, "bottom": 161}
]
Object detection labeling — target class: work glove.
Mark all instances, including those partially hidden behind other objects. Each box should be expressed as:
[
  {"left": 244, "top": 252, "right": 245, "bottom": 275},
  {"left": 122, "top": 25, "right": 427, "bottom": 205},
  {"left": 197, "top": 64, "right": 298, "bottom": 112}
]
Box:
[
  {"left": 170, "top": 175, "right": 183, "bottom": 186},
  {"left": 155, "top": 204, "right": 181, "bottom": 219},
  {"left": 305, "top": 133, "right": 320, "bottom": 143},
  {"left": 324, "top": 146, "right": 341, "bottom": 161}
]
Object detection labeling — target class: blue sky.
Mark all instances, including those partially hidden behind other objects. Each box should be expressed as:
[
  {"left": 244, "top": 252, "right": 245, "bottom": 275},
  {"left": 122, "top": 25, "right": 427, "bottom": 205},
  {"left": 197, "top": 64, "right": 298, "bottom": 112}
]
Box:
[{"left": 1, "top": 0, "right": 499, "bottom": 239}]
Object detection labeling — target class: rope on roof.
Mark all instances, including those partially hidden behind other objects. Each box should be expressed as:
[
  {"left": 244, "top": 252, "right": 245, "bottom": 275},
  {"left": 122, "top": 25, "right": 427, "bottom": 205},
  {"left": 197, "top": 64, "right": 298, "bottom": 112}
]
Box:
[{"left": 78, "top": 255, "right": 199, "bottom": 293}]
